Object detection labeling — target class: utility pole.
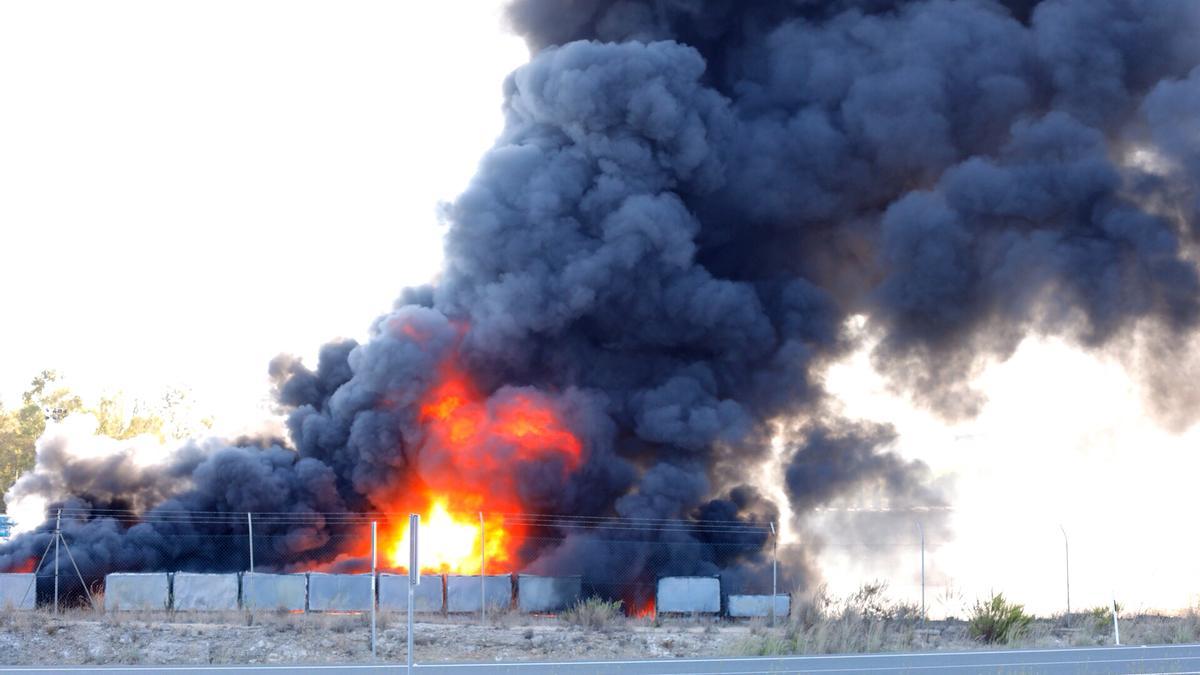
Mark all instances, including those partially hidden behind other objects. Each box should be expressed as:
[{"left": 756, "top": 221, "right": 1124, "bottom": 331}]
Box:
[{"left": 22, "top": 512, "right": 94, "bottom": 611}]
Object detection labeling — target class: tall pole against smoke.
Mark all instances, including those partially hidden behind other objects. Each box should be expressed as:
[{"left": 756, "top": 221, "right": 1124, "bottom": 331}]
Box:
[
  {"left": 371, "top": 521, "right": 377, "bottom": 659},
  {"left": 246, "top": 513, "right": 254, "bottom": 574},
  {"left": 53, "top": 509, "right": 60, "bottom": 615},
  {"left": 407, "top": 513, "right": 419, "bottom": 674},
  {"left": 770, "top": 521, "right": 777, "bottom": 627},
  {"left": 479, "top": 512, "right": 485, "bottom": 625}
]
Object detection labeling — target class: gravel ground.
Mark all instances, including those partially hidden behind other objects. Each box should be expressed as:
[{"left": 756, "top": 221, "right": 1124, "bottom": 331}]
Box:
[
  {"left": 0, "top": 610, "right": 755, "bottom": 665},
  {"left": 1, "top": 608, "right": 1194, "bottom": 666}
]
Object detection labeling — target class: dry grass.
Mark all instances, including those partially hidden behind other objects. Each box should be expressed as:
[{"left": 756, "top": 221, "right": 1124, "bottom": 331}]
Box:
[
  {"left": 486, "top": 606, "right": 524, "bottom": 628},
  {"left": 734, "top": 583, "right": 1200, "bottom": 658},
  {"left": 10, "top": 587, "right": 1200, "bottom": 666},
  {"left": 560, "top": 597, "right": 624, "bottom": 632}
]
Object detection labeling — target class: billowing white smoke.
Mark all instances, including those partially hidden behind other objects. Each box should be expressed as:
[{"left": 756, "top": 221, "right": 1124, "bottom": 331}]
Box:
[{"left": 6, "top": 414, "right": 176, "bottom": 535}]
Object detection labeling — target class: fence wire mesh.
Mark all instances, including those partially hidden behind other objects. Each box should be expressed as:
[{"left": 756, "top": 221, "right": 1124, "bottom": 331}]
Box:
[{"left": 0, "top": 505, "right": 1165, "bottom": 626}]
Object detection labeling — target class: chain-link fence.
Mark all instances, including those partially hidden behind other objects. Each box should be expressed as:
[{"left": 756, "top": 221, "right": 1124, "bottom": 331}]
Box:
[
  {"left": 0, "top": 505, "right": 1185, "bottom": 646},
  {"left": 1, "top": 507, "right": 786, "bottom": 619},
  {"left": 798, "top": 509, "right": 1184, "bottom": 624},
  {"left": 0, "top": 504, "right": 1180, "bottom": 614}
]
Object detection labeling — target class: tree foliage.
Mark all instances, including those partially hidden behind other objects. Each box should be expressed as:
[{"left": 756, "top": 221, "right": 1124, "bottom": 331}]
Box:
[
  {"left": 0, "top": 371, "right": 207, "bottom": 512},
  {"left": 0, "top": 371, "right": 82, "bottom": 510}
]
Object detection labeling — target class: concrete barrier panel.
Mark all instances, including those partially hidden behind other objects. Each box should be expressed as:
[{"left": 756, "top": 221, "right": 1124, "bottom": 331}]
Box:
[
  {"left": 446, "top": 574, "right": 510, "bottom": 613},
  {"left": 656, "top": 576, "right": 720, "bottom": 614},
  {"left": 242, "top": 573, "right": 306, "bottom": 612},
  {"left": 727, "top": 594, "right": 790, "bottom": 618},
  {"left": 379, "top": 573, "right": 443, "bottom": 613},
  {"left": 517, "top": 575, "right": 581, "bottom": 613},
  {"left": 172, "top": 573, "right": 239, "bottom": 611},
  {"left": 0, "top": 573, "right": 36, "bottom": 610},
  {"left": 307, "top": 573, "right": 372, "bottom": 612},
  {"left": 105, "top": 573, "right": 170, "bottom": 611}
]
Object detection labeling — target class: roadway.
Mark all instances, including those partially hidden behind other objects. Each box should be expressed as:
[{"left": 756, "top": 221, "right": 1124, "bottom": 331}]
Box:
[{"left": 5, "top": 644, "right": 1200, "bottom": 674}]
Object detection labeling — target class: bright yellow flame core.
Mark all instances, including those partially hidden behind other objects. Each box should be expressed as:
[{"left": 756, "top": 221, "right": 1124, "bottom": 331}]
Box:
[{"left": 389, "top": 499, "right": 506, "bottom": 574}]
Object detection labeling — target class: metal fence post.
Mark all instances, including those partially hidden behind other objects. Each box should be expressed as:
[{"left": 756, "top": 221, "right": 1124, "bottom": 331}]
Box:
[
  {"left": 371, "top": 521, "right": 377, "bottom": 658},
  {"left": 1060, "top": 525, "right": 1070, "bottom": 626},
  {"left": 769, "top": 521, "right": 777, "bottom": 627},
  {"left": 916, "top": 521, "right": 925, "bottom": 625},
  {"left": 247, "top": 512, "right": 254, "bottom": 573},
  {"left": 479, "top": 512, "right": 485, "bottom": 625},
  {"left": 53, "top": 509, "right": 61, "bottom": 615}
]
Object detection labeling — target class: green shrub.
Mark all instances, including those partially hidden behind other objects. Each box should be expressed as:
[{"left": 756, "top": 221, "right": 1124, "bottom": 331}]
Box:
[
  {"left": 561, "top": 597, "right": 624, "bottom": 631},
  {"left": 968, "top": 593, "right": 1032, "bottom": 644},
  {"left": 1087, "top": 603, "right": 1121, "bottom": 632}
]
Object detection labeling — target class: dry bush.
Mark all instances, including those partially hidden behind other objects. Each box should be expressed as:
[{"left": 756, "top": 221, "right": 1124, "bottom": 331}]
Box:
[
  {"left": 486, "top": 607, "right": 521, "bottom": 628},
  {"left": 791, "top": 584, "right": 830, "bottom": 630},
  {"left": 561, "top": 597, "right": 624, "bottom": 632},
  {"left": 374, "top": 609, "right": 392, "bottom": 631},
  {"left": 838, "top": 581, "right": 920, "bottom": 622},
  {"left": 328, "top": 612, "right": 370, "bottom": 634},
  {"left": 1124, "top": 609, "right": 1200, "bottom": 646},
  {"left": 739, "top": 582, "right": 925, "bottom": 656},
  {"left": 0, "top": 604, "right": 38, "bottom": 632},
  {"left": 968, "top": 593, "right": 1032, "bottom": 644},
  {"left": 737, "top": 633, "right": 793, "bottom": 656}
]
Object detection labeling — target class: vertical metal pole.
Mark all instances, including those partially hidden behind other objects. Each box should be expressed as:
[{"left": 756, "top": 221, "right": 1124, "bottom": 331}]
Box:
[
  {"left": 53, "top": 509, "right": 61, "bottom": 615},
  {"left": 1060, "top": 525, "right": 1070, "bottom": 627},
  {"left": 247, "top": 512, "right": 254, "bottom": 573},
  {"left": 371, "top": 521, "right": 377, "bottom": 658},
  {"left": 479, "top": 512, "right": 485, "bottom": 625},
  {"left": 408, "top": 514, "right": 419, "bottom": 675},
  {"left": 769, "top": 522, "right": 777, "bottom": 627},
  {"left": 916, "top": 521, "right": 925, "bottom": 625}
]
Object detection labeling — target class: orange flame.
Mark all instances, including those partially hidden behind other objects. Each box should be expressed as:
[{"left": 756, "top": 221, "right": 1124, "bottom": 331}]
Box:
[
  {"left": 376, "top": 347, "right": 582, "bottom": 575},
  {"left": 418, "top": 364, "right": 582, "bottom": 473},
  {"left": 632, "top": 598, "right": 656, "bottom": 618},
  {"left": 387, "top": 499, "right": 510, "bottom": 574}
]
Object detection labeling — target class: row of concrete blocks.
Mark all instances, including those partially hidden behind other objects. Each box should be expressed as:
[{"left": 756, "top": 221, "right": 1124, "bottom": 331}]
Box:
[
  {"left": 0, "top": 571, "right": 580, "bottom": 613},
  {"left": 0, "top": 572, "right": 789, "bottom": 618},
  {"left": 656, "top": 576, "right": 791, "bottom": 618}
]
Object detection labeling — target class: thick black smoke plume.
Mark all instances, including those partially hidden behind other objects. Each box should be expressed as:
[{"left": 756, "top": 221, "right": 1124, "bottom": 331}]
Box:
[{"left": 4, "top": 0, "right": 1199, "bottom": 604}]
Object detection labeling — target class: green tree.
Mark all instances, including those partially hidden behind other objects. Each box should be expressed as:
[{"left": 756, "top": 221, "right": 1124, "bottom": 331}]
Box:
[
  {"left": 0, "top": 370, "right": 83, "bottom": 512},
  {"left": 91, "top": 393, "right": 165, "bottom": 440},
  {"left": 0, "top": 371, "right": 208, "bottom": 513}
]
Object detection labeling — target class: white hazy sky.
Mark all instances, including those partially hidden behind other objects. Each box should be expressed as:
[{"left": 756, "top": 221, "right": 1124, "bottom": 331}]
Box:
[
  {"left": 3, "top": 1, "right": 1198, "bottom": 617},
  {"left": 0, "top": 0, "right": 527, "bottom": 426}
]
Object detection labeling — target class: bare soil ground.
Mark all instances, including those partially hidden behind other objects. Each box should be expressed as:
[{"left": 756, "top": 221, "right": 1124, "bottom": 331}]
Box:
[{"left": 2, "top": 607, "right": 1200, "bottom": 666}]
